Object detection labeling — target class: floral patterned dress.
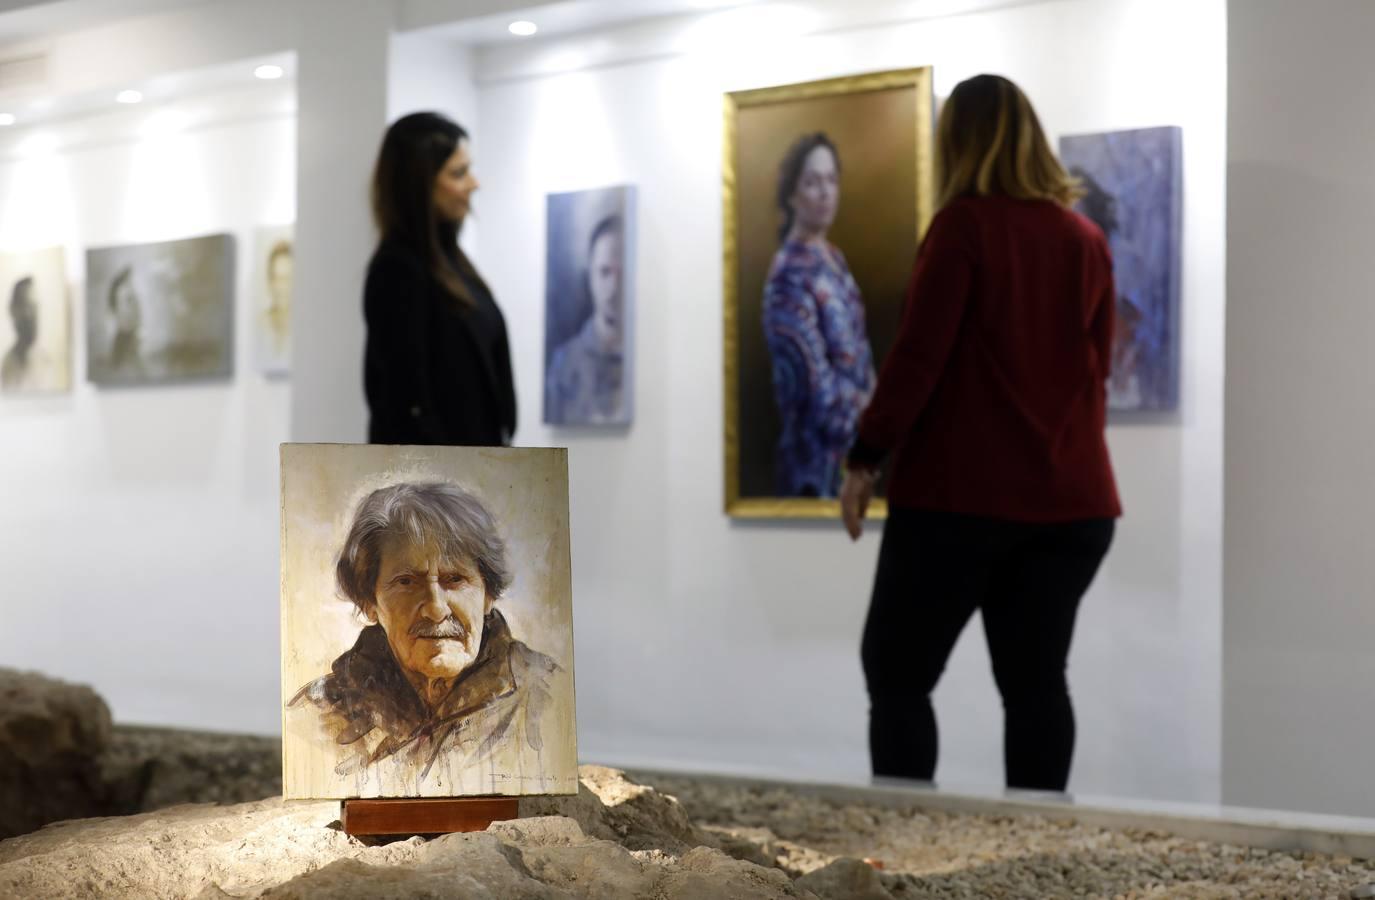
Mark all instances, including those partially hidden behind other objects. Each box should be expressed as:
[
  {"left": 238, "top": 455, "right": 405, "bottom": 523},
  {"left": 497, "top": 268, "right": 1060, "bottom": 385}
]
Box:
[{"left": 763, "top": 239, "right": 876, "bottom": 497}]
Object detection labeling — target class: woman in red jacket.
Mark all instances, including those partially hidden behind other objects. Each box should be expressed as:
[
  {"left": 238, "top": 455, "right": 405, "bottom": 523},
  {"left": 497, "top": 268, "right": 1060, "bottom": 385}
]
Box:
[{"left": 840, "top": 74, "right": 1121, "bottom": 792}]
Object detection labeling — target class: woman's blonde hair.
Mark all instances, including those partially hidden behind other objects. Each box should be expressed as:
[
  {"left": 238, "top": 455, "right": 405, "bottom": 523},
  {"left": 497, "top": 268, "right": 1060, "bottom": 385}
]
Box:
[{"left": 935, "top": 74, "right": 1081, "bottom": 209}]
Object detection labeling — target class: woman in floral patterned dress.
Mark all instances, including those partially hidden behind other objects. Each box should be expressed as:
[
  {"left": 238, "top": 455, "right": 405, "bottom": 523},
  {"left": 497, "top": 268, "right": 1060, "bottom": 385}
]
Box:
[{"left": 763, "top": 132, "right": 876, "bottom": 498}]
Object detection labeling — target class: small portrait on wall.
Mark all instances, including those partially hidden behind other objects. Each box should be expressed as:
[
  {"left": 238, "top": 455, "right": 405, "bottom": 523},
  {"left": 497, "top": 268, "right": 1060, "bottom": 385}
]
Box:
[
  {"left": 1060, "top": 126, "right": 1183, "bottom": 413},
  {"left": 280, "top": 443, "right": 578, "bottom": 800},
  {"left": 724, "top": 68, "right": 934, "bottom": 518},
  {"left": 85, "top": 233, "right": 235, "bottom": 386},
  {"left": 542, "top": 185, "right": 636, "bottom": 426},
  {"left": 252, "top": 225, "right": 293, "bottom": 377},
  {"left": 0, "top": 247, "right": 70, "bottom": 395}
]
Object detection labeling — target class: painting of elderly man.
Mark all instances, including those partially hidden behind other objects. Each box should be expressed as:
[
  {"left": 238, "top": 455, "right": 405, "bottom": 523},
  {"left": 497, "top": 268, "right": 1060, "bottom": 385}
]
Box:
[{"left": 281, "top": 444, "right": 577, "bottom": 800}]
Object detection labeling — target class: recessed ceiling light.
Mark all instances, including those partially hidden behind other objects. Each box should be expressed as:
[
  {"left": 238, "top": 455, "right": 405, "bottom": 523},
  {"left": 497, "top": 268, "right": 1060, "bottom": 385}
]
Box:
[
  {"left": 508, "top": 20, "right": 538, "bottom": 36},
  {"left": 254, "top": 64, "right": 284, "bottom": 80},
  {"left": 116, "top": 90, "right": 143, "bottom": 105},
  {"left": 0, "top": 113, "right": 15, "bottom": 126}
]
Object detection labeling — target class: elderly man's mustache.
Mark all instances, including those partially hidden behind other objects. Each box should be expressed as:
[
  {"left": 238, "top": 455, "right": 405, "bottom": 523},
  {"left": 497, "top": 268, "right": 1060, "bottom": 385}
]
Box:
[{"left": 410, "top": 617, "right": 469, "bottom": 639}]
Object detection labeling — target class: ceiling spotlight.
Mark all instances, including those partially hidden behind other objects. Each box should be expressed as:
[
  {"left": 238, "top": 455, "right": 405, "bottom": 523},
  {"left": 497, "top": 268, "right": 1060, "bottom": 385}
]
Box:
[
  {"left": 508, "top": 20, "right": 538, "bottom": 36},
  {"left": 0, "top": 113, "right": 14, "bottom": 126},
  {"left": 254, "top": 64, "right": 284, "bottom": 80},
  {"left": 116, "top": 90, "right": 143, "bottom": 105}
]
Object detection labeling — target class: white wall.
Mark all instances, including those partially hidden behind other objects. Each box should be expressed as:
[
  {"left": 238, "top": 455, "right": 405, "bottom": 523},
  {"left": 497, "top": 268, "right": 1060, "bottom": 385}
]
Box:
[
  {"left": 464, "top": 0, "right": 1227, "bottom": 801},
  {"left": 0, "top": 0, "right": 1232, "bottom": 808},
  {"left": 386, "top": 31, "right": 481, "bottom": 260},
  {"left": 1223, "top": 0, "right": 1375, "bottom": 818},
  {"left": 0, "top": 81, "right": 295, "bottom": 733},
  {"left": 290, "top": 0, "right": 396, "bottom": 443},
  {"left": 0, "top": 0, "right": 405, "bottom": 732}
]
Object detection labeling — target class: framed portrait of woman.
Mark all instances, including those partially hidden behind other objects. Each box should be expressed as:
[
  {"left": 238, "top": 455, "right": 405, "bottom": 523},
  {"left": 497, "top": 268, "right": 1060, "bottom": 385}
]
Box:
[{"left": 723, "top": 67, "right": 934, "bottom": 518}]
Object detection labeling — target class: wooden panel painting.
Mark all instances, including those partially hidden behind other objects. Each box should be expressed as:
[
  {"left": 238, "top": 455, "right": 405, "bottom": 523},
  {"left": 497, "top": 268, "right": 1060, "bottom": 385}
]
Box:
[
  {"left": 280, "top": 444, "right": 578, "bottom": 800},
  {"left": 1060, "top": 126, "right": 1183, "bottom": 413}
]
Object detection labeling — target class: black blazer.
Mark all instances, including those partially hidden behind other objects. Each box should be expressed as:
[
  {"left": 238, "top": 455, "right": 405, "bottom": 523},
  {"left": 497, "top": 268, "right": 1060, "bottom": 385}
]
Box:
[{"left": 363, "top": 238, "right": 517, "bottom": 446}]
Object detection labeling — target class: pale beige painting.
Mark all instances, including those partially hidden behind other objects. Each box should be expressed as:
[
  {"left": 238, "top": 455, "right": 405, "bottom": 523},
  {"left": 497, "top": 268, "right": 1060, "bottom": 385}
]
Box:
[
  {"left": 280, "top": 444, "right": 578, "bottom": 800},
  {"left": 0, "top": 247, "right": 70, "bottom": 394},
  {"left": 252, "top": 225, "right": 292, "bottom": 377}
]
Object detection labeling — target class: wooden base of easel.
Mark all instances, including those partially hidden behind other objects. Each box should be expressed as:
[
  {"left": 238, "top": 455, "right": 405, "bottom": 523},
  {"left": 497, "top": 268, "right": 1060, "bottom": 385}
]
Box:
[{"left": 341, "top": 796, "right": 519, "bottom": 836}]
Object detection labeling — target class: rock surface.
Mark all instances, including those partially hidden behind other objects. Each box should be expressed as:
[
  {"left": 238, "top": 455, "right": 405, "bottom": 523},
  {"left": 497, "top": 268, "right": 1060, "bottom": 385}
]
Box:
[
  {"left": 3, "top": 669, "right": 1375, "bottom": 898},
  {"left": 0, "top": 771, "right": 812, "bottom": 900},
  {"left": 4, "top": 764, "right": 1375, "bottom": 899},
  {"left": 0, "top": 665, "right": 282, "bottom": 840},
  {"left": 0, "top": 668, "right": 114, "bottom": 839},
  {"left": 652, "top": 774, "right": 1375, "bottom": 899},
  {"left": 102, "top": 725, "right": 281, "bottom": 812}
]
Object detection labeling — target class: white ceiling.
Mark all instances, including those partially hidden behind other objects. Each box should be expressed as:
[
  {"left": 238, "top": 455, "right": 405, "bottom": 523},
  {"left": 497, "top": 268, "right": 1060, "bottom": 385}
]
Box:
[
  {"left": 402, "top": 0, "right": 767, "bottom": 46},
  {"left": 0, "top": 0, "right": 216, "bottom": 43},
  {"left": 0, "top": 0, "right": 765, "bottom": 48}
]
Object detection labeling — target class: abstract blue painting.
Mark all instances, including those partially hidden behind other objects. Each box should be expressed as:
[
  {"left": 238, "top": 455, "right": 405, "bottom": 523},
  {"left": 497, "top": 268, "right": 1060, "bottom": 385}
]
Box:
[{"left": 1060, "top": 126, "right": 1183, "bottom": 412}]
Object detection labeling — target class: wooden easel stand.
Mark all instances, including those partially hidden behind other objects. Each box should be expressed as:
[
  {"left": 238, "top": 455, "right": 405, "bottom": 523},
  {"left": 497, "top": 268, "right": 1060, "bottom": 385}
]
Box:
[{"left": 341, "top": 796, "right": 519, "bottom": 836}]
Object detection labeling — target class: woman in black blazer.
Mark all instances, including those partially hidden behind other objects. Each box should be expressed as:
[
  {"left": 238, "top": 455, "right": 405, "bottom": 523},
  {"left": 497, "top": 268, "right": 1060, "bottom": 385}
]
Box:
[{"left": 364, "top": 112, "right": 516, "bottom": 446}]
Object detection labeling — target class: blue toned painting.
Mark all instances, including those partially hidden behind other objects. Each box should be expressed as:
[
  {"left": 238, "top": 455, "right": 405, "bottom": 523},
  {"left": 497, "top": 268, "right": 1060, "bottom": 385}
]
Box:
[
  {"left": 1060, "top": 127, "right": 1183, "bottom": 412},
  {"left": 542, "top": 185, "right": 636, "bottom": 426}
]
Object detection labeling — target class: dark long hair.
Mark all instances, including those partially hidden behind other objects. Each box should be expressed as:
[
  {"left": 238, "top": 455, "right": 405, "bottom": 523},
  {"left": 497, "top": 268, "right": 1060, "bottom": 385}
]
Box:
[
  {"left": 371, "top": 112, "right": 488, "bottom": 307},
  {"left": 775, "top": 132, "right": 839, "bottom": 243}
]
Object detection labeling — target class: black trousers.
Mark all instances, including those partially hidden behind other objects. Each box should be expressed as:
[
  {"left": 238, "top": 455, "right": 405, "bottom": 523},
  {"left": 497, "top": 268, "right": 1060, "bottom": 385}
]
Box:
[{"left": 861, "top": 507, "right": 1114, "bottom": 791}]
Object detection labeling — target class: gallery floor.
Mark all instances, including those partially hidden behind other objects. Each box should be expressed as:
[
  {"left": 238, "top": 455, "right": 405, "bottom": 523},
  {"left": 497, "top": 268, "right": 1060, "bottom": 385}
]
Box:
[{"left": 3, "top": 668, "right": 1374, "bottom": 899}]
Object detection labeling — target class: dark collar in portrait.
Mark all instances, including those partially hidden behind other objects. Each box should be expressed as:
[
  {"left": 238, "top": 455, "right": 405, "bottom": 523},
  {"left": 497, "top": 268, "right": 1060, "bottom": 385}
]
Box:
[{"left": 289, "top": 608, "right": 557, "bottom": 778}]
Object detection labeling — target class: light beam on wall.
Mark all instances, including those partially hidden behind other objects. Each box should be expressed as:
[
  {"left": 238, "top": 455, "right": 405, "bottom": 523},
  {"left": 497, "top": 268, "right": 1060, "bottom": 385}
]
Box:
[{"left": 0, "top": 135, "right": 77, "bottom": 250}]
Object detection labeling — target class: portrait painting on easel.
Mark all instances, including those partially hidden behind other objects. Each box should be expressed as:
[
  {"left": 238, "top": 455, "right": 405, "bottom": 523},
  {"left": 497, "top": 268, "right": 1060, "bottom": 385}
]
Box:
[{"left": 280, "top": 444, "right": 578, "bottom": 799}]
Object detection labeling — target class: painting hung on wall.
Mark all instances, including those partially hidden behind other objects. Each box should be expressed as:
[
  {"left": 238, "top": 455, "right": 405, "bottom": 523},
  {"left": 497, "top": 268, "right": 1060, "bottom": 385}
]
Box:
[
  {"left": 280, "top": 443, "right": 578, "bottom": 799},
  {"left": 1059, "top": 126, "right": 1183, "bottom": 412},
  {"left": 543, "top": 185, "right": 635, "bottom": 426},
  {"left": 85, "top": 233, "right": 235, "bottom": 386},
  {"left": 0, "top": 247, "right": 70, "bottom": 395},
  {"left": 723, "top": 67, "right": 934, "bottom": 518},
  {"left": 252, "top": 225, "right": 293, "bottom": 377}
]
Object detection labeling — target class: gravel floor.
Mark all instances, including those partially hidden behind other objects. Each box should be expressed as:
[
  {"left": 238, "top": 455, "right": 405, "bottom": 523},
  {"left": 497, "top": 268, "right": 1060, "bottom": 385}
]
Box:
[{"left": 644, "top": 774, "right": 1375, "bottom": 899}]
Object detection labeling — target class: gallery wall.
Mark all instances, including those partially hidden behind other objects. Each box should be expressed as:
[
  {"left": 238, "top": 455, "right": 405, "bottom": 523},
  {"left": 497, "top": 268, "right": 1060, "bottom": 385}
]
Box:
[
  {"left": 0, "top": 81, "right": 295, "bottom": 732},
  {"left": 0, "top": 0, "right": 444, "bottom": 736},
  {"left": 463, "top": 0, "right": 1227, "bottom": 802},
  {"left": 1224, "top": 0, "right": 1375, "bottom": 818},
  {"left": 0, "top": 0, "right": 1239, "bottom": 810}
]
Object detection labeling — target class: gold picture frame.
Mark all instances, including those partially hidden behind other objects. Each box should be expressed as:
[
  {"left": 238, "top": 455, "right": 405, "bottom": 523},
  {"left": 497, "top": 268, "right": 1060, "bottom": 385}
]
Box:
[{"left": 723, "top": 67, "right": 935, "bottom": 519}]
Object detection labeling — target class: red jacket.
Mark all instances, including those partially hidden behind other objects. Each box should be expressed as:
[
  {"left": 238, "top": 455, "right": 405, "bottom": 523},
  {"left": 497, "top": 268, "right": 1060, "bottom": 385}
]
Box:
[{"left": 849, "top": 195, "right": 1122, "bottom": 522}]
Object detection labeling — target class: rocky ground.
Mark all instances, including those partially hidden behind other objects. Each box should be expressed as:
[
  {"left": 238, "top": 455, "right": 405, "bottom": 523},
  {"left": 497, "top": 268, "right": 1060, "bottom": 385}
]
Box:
[
  {"left": 3, "top": 667, "right": 1374, "bottom": 898},
  {"left": 651, "top": 774, "right": 1375, "bottom": 899}
]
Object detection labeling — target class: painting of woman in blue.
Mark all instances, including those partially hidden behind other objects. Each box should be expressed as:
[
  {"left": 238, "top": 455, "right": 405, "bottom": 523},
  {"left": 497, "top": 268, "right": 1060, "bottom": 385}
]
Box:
[{"left": 762, "top": 133, "right": 876, "bottom": 497}]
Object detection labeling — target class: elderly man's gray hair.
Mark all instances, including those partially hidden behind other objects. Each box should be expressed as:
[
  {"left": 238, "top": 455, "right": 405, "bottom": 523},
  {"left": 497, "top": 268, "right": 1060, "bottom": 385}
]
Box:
[{"left": 336, "top": 481, "right": 511, "bottom": 613}]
